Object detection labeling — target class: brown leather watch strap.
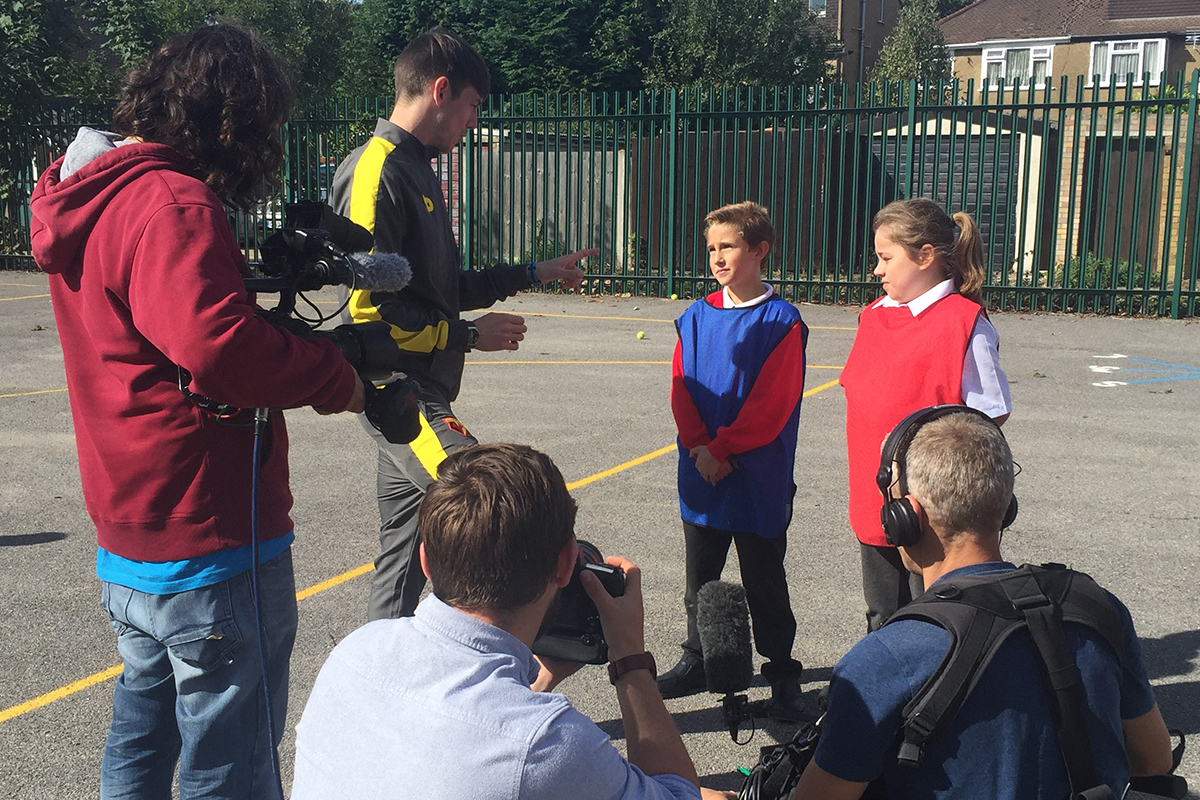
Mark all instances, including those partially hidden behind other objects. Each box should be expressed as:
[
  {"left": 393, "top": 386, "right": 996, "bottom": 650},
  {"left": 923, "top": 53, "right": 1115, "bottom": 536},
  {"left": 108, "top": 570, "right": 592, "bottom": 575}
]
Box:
[{"left": 608, "top": 652, "right": 657, "bottom": 685}]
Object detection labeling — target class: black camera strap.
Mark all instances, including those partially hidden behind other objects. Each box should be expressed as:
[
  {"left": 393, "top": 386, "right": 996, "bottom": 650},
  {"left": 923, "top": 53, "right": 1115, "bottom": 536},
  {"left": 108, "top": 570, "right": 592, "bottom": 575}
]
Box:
[{"left": 249, "top": 406, "right": 286, "bottom": 800}]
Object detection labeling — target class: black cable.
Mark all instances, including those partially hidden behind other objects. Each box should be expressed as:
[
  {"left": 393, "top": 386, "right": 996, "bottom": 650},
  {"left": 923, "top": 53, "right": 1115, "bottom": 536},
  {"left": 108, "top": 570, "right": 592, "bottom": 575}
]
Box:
[{"left": 251, "top": 407, "right": 286, "bottom": 800}]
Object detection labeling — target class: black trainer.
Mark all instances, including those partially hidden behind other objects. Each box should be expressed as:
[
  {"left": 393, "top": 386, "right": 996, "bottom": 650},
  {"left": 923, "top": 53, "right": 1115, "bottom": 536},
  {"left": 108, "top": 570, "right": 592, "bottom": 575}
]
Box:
[
  {"left": 765, "top": 677, "right": 809, "bottom": 723},
  {"left": 655, "top": 654, "right": 707, "bottom": 699}
]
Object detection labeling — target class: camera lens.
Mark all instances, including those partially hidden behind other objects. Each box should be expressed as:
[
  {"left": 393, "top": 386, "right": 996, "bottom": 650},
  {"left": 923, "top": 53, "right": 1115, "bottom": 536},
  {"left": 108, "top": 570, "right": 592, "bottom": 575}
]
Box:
[{"left": 576, "top": 540, "right": 603, "bottom": 566}]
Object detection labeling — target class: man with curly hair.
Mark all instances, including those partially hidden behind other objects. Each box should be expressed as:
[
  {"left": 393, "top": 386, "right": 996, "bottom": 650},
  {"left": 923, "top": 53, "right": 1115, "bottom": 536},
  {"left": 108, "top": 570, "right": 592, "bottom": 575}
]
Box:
[{"left": 30, "top": 24, "right": 364, "bottom": 799}]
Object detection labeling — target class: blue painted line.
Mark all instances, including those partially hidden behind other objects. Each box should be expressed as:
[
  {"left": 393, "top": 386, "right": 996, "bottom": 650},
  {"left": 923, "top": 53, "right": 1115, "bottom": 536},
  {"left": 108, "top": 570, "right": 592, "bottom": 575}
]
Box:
[
  {"left": 1126, "top": 358, "right": 1200, "bottom": 372},
  {"left": 1113, "top": 368, "right": 1196, "bottom": 374},
  {"left": 1121, "top": 375, "right": 1200, "bottom": 385}
]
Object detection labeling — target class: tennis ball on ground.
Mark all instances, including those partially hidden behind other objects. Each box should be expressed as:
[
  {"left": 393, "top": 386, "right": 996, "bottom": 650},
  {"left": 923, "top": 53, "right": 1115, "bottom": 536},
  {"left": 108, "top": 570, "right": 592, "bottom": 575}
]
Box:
[
  {"left": 670, "top": 293, "right": 678, "bottom": 300},
  {"left": 636, "top": 331, "right": 645, "bottom": 339}
]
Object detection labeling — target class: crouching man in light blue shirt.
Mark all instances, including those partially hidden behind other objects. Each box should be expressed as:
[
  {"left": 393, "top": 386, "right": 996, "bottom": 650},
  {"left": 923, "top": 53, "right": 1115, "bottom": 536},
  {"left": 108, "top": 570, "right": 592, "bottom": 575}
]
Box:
[{"left": 292, "top": 443, "right": 734, "bottom": 800}]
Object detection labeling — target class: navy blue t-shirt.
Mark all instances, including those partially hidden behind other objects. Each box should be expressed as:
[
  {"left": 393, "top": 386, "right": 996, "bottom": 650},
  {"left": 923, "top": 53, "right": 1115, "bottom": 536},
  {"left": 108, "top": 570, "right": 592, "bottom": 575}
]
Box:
[{"left": 815, "top": 562, "right": 1157, "bottom": 799}]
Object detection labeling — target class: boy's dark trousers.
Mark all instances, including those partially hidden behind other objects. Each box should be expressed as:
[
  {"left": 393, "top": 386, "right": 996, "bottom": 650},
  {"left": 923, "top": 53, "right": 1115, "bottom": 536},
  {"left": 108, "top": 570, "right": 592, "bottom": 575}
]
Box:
[
  {"left": 681, "top": 521, "right": 803, "bottom": 681},
  {"left": 860, "top": 542, "right": 926, "bottom": 632}
]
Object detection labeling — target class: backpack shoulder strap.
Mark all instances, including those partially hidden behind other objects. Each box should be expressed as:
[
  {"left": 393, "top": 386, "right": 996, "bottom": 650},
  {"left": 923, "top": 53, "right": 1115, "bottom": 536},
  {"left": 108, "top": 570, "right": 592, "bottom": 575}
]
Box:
[
  {"left": 885, "top": 575, "right": 1026, "bottom": 767},
  {"left": 1041, "top": 564, "right": 1127, "bottom": 669},
  {"left": 884, "top": 565, "right": 1126, "bottom": 799}
]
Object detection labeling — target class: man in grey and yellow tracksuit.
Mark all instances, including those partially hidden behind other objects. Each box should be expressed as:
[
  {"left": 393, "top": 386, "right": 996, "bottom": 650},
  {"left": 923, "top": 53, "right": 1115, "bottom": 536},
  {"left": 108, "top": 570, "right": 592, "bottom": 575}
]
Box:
[{"left": 328, "top": 27, "right": 596, "bottom": 620}]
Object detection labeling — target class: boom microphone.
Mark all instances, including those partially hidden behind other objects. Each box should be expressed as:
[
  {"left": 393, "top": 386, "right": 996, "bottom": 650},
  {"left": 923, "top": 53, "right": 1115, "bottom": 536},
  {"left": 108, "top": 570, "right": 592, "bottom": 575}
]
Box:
[
  {"left": 343, "top": 252, "right": 412, "bottom": 292},
  {"left": 698, "top": 581, "right": 755, "bottom": 694},
  {"left": 697, "top": 581, "right": 756, "bottom": 742}
]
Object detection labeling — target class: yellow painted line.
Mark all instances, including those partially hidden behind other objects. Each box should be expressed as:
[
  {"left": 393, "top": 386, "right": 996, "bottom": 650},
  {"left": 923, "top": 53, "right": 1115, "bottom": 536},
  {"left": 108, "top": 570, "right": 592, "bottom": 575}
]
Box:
[
  {"left": 498, "top": 310, "right": 857, "bottom": 331},
  {"left": 467, "top": 361, "right": 845, "bottom": 369},
  {"left": 1, "top": 281, "right": 41, "bottom": 287},
  {"left": 500, "top": 310, "right": 674, "bottom": 323},
  {"left": 0, "top": 388, "right": 68, "bottom": 399},
  {"left": 0, "top": 665, "right": 123, "bottom": 724},
  {"left": 566, "top": 444, "right": 677, "bottom": 491},
  {"left": 0, "top": 293, "right": 50, "bottom": 301},
  {"left": 804, "top": 377, "right": 841, "bottom": 396},
  {"left": 0, "top": 373, "right": 844, "bottom": 724},
  {"left": 296, "top": 562, "right": 374, "bottom": 601},
  {"left": 470, "top": 360, "right": 669, "bottom": 366}
]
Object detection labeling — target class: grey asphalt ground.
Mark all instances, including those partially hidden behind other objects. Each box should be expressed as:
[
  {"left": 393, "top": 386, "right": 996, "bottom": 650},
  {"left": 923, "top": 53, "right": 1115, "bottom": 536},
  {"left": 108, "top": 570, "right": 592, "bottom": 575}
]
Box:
[{"left": 2, "top": 271, "right": 1198, "bottom": 799}]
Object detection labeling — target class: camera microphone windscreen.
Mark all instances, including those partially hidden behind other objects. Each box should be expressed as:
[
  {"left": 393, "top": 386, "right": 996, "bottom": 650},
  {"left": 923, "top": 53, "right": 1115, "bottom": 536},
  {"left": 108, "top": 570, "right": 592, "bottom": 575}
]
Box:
[
  {"left": 345, "top": 252, "right": 412, "bottom": 293},
  {"left": 696, "top": 581, "right": 754, "bottom": 696}
]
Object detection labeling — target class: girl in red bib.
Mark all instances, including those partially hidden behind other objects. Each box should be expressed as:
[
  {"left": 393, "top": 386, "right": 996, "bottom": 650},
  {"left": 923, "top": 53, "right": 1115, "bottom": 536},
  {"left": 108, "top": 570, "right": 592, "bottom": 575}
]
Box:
[{"left": 840, "top": 198, "right": 1012, "bottom": 631}]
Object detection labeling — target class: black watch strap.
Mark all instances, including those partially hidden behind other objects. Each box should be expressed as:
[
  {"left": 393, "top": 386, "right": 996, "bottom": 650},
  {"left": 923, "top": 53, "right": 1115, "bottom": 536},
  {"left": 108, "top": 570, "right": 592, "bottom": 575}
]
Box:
[
  {"left": 608, "top": 652, "right": 657, "bottom": 685},
  {"left": 464, "top": 320, "right": 480, "bottom": 351}
]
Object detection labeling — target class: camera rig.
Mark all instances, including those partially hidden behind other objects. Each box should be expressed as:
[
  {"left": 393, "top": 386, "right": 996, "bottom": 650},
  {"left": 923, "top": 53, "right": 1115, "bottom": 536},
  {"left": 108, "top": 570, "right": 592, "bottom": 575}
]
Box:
[{"left": 178, "top": 202, "right": 421, "bottom": 445}]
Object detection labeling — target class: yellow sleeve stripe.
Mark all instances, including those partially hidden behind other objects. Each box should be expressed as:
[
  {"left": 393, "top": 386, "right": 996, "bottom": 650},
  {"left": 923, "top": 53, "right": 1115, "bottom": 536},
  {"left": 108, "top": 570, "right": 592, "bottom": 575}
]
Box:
[
  {"left": 348, "top": 289, "right": 450, "bottom": 352},
  {"left": 344, "top": 135, "right": 449, "bottom": 353},
  {"left": 348, "top": 137, "right": 396, "bottom": 237}
]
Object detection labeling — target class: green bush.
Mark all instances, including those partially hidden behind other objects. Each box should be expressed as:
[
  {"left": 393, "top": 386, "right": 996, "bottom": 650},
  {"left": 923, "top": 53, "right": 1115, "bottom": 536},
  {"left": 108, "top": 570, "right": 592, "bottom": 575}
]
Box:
[{"left": 1050, "top": 252, "right": 1162, "bottom": 315}]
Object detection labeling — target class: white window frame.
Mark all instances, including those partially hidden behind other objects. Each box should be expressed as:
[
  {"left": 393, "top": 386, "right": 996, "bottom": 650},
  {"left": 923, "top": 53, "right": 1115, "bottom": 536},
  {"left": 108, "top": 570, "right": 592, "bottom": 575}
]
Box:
[
  {"left": 1089, "top": 39, "right": 1167, "bottom": 87},
  {"left": 809, "top": 0, "right": 826, "bottom": 17},
  {"left": 980, "top": 41, "right": 1055, "bottom": 90}
]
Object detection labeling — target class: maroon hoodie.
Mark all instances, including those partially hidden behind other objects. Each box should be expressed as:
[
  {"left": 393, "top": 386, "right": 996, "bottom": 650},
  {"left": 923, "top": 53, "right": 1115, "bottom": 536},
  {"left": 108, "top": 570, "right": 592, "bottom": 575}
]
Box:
[{"left": 31, "top": 141, "right": 358, "bottom": 562}]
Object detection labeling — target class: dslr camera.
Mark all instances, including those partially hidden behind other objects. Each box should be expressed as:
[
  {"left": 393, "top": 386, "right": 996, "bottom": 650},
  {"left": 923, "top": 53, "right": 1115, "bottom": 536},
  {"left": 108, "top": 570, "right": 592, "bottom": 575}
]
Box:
[{"left": 533, "top": 541, "right": 625, "bottom": 664}]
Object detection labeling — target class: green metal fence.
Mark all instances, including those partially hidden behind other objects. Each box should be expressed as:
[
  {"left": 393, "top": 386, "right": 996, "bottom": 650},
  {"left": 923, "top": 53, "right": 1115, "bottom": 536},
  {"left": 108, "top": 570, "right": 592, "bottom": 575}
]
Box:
[{"left": 5, "top": 74, "right": 1199, "bottom": 318}]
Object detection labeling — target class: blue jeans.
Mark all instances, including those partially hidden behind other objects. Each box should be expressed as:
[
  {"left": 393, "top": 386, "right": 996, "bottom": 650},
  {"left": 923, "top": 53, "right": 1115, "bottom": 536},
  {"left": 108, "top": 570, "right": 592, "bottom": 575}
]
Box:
[{"left": 99, "top": 549, "right": 298, "bottom": 800}]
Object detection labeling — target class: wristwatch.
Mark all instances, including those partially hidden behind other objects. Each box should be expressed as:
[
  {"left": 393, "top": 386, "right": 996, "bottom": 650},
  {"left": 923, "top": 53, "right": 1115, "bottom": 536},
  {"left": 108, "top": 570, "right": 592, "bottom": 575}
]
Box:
[
  {"left": 608, "top": 652, "right": 657, "bottom": 685},
  {"left": 464, "top": 320, "right": 480, "bottom": 351}
]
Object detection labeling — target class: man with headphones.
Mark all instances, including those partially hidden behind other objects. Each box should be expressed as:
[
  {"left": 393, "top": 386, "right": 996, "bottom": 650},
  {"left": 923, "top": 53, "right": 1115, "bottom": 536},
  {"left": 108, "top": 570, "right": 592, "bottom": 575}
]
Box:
[{"left": 788, "top": 406, "right": 1173, "bottom": 800}]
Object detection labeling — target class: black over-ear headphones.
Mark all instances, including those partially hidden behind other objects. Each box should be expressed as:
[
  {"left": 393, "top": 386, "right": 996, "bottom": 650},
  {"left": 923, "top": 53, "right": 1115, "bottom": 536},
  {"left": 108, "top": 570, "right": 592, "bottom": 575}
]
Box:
[{"left": 876, "top": 404, "right": 1018, "bottom": 548}]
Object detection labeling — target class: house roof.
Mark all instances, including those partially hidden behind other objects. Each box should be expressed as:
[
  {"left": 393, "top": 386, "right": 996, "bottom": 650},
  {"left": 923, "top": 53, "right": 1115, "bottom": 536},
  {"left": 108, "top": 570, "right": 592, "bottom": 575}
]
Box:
[{"left": 940, "top": 0, "right": 1200, "bottom": 45}]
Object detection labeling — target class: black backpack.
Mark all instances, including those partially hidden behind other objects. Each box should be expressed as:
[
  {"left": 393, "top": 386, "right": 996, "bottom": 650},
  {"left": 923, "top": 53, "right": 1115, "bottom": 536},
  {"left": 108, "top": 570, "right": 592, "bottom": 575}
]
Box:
[
  {"left": 738, "top": 564, "right": 1186, "bottom": 800},
  {"left": 887, "top": 563, "right": 1126, "bottom": 799}
]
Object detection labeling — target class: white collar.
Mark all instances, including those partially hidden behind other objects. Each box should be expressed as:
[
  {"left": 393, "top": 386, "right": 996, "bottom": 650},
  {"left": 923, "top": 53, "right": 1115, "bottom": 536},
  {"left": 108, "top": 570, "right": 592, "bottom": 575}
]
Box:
[
  {"left": 723, "top": 283, "right": 775, "bottom": 309},
  {"left": 873, "top": 279, "right": 955, "bottom": 316}
]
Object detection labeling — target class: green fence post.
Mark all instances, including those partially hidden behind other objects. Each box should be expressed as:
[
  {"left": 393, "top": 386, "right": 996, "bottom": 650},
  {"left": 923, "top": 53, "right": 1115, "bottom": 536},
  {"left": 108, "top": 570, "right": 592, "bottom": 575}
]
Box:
[
  {"left": 666, "top": 88, "right": 678, "bottom": 299},
  {"left": 462, "top": 127, "right": 473, "bottom": 268},
  {"left": 904, "top": 79, "right": 917, "bottom": 196},
  {"left": 1171, "top": 70, "right": 1198, "bottom": 320}
]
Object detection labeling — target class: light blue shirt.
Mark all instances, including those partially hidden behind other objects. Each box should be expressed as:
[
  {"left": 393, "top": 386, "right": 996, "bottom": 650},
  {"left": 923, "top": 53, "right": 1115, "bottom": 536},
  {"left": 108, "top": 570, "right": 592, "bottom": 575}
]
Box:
[
  {"left": 292, "top": 595, "right": 700, "bottom": 800},
  {"left": 96, "top": 532, "right": 294, "bottom": 594}
]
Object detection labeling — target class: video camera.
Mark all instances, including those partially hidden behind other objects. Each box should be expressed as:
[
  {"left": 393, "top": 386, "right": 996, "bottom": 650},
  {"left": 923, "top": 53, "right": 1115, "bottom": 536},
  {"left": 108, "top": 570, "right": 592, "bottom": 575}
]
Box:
[
  {"left": 248, "top": 201, "right": 411, "bottom": 379},
  {"left": 533, "top": 540, "right": 625, "bottom": 664},
  {"left": 181, "top": 201, "right": 420, "bottom": 444}
]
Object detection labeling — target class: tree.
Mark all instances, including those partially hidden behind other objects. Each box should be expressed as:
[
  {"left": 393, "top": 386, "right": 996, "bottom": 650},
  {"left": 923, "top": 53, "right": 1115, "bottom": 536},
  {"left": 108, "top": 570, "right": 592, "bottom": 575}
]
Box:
[
  {"left": 648, "top": 0, "right": 832, "bottom": 88},
  {"left": 33, "top": 0, "right": 361, "bottom": 104},
  {"left": 871, "top": 0, "right": 952, "bottom": 84},
  {"left": 338, "top": 0, "right": 659, "bottom": 98}
]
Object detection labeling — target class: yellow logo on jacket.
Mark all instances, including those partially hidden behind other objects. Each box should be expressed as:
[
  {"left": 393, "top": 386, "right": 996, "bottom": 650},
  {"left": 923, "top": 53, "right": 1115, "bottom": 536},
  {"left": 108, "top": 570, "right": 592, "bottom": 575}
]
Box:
[{"left": 422, "top": 195, "right": 434, "bottom": 213}]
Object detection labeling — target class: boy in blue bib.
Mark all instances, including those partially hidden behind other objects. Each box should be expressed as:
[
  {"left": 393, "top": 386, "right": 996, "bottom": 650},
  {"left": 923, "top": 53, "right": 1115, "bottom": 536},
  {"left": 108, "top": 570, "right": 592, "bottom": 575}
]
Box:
[{"left": 659, "top": 202, "right": 809, "bottom": 719}]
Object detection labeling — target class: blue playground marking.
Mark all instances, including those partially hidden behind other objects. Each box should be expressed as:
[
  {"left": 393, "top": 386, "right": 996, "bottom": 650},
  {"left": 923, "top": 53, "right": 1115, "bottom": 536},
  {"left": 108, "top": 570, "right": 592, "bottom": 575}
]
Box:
[{"left": 1110, "top": 357, "right": 1200, "bottom": 385}]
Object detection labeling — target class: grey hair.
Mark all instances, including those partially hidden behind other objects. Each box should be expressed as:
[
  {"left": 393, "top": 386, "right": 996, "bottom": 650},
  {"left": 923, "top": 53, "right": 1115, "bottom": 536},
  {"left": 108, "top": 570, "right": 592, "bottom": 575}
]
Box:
[{"left": 904, "top": 412, "right": 1014, "bottom": 536}]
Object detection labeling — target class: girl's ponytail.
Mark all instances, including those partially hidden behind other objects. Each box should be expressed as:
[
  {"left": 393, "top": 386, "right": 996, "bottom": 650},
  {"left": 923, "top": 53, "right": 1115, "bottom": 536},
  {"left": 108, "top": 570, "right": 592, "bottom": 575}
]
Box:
[
  {"left": 873, "top": 198, "right": 990, "bottom": 307},
  {"left": 951, "top": 212, "right": 986, "bottom": 305}
]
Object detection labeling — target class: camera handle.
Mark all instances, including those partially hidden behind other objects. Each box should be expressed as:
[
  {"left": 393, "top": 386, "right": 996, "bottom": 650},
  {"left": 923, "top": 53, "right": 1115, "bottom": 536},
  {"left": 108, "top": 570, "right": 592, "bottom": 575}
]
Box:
[
  {"left": 365, "top": 378, "right": 422, "bottom": 445},
  {"left": 249, "top": 406, "right": 287, "bottom": 800}
]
